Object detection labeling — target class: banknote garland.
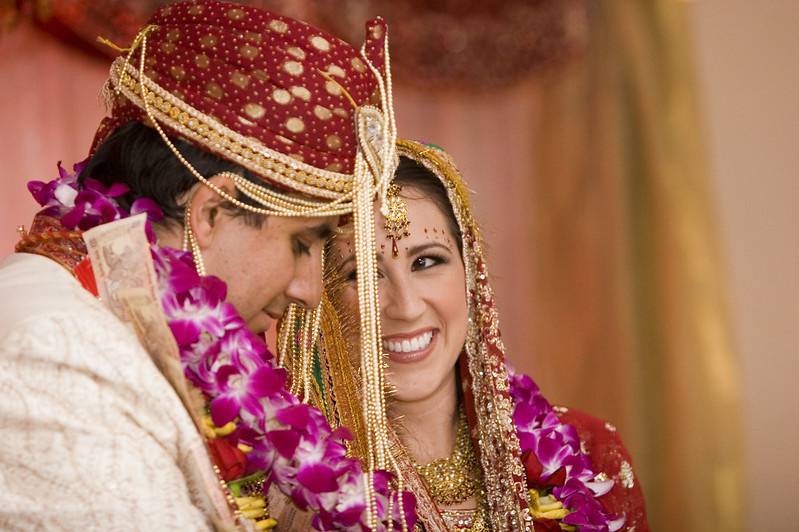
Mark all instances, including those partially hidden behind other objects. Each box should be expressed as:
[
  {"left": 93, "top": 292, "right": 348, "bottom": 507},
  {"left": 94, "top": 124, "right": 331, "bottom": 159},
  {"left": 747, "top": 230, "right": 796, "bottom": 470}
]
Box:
[{"left": 25, "top": 159, "right": 625, "bottom": 531}]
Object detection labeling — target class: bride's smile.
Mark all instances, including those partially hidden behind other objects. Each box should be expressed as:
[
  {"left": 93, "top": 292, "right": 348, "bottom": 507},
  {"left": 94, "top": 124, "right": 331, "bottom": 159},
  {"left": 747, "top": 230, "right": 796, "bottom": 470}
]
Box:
[{"left": 382, "top": 328, "right": 437, "bottom": 363}]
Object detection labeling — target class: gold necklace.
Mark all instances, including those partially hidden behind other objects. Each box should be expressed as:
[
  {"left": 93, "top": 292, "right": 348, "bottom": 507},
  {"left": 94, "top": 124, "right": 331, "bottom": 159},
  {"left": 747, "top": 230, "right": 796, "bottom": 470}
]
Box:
[{"left": 413, "top": 408, "right": 482, "bottom": 506}]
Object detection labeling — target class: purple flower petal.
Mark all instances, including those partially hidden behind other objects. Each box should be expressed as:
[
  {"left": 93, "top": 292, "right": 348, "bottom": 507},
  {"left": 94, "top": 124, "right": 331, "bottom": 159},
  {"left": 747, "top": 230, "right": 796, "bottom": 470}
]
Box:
[
  {"left": 57, "top": 161, "right": 70, "bottom": 179},
  {"left": 73, "top": 158, "right": 89, "bottom": 175},
  {"left": 296, "top": 463, "right": 338, "bottom": 493},
  {"left": 266, "top": 429, "right": 300, "bottom": 458},
  {"left": 275, "top": 404, "right": 313, "bottom": 431},
  {"left": 209, "top": 395, "right": 240, "bottom": 427},
  {"left": 248, "top": 366, "right": 287, "bottom": 398},
  {"left": 106, "top": 183, "right": 130, "bottom": 197},
  {"left": 169, "top": 319, "right": 201, "bottom": 347},
  {"left": 131, "top": 197, "right": 164, "bottom": 221},
  {"left": 61, "top": 204, "right": 86, "bottom": 229}
]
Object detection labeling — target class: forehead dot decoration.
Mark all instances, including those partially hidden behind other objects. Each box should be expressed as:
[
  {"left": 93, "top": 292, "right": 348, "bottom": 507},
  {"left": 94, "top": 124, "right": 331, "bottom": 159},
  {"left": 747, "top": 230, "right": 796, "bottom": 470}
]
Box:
[{"left": 384, "top": 183, "right": 411, "bottom": 257}]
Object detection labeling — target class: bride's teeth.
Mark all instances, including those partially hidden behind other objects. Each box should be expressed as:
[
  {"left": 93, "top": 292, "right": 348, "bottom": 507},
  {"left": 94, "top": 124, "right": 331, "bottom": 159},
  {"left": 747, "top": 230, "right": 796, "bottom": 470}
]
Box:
[{"left": 383, "top": 331, "right": 434, "bottom": 353}]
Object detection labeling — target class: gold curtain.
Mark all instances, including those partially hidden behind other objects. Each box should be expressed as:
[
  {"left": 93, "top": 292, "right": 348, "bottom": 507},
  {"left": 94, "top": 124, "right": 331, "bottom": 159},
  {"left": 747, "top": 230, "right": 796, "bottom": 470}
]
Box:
[{"left": 531, "top": 2, "right": 743, "bottom": 530}]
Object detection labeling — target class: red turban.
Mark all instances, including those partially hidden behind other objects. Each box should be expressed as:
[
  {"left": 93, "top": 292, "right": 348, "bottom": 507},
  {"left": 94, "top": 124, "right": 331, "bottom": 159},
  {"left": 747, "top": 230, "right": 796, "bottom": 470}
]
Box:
[{"left": 93, "top": 0, "right": 389, "bottom": 200}]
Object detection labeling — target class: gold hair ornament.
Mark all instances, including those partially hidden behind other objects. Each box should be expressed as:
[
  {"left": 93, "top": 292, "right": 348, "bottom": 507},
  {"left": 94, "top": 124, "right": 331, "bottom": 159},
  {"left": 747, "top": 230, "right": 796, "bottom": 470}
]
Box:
[{"left": 383, "top": 183, "right": 410, "bottom": 257}]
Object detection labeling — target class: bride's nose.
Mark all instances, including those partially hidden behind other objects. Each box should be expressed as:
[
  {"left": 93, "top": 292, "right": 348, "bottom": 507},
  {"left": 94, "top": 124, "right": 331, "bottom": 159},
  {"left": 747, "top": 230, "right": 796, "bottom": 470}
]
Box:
[{"left": 381, "top": 274, "right": 425, "bottom": 322}]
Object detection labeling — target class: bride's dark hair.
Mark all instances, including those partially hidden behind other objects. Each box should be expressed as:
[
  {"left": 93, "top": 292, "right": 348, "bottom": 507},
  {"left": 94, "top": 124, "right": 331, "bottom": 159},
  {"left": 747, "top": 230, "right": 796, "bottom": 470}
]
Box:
[{"left": 393, "top": 156, "right": 463, "bottom": 255}]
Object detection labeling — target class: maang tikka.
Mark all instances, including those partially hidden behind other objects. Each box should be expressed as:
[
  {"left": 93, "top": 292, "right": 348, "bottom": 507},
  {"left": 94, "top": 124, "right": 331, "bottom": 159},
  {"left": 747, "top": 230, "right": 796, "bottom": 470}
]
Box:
[{"left": 383, "top": 182, "right": 410, "bottom": 257}]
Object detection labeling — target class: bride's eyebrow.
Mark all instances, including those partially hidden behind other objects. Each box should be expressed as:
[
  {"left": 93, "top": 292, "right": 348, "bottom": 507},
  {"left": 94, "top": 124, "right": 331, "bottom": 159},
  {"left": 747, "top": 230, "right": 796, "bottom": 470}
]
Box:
[{"left": 405, "top": 242, "right": 452, "bottom": 257}]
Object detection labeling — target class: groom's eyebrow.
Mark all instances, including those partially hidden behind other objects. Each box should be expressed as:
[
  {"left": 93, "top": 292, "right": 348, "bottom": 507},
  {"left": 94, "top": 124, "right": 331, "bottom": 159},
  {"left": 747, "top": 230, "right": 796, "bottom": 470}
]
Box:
[
  {"left": 300, "top": 222, "right": 335, "bottom": 241},
  {"left": 338, "top": 255, "right": 355, "bottom": 270}
]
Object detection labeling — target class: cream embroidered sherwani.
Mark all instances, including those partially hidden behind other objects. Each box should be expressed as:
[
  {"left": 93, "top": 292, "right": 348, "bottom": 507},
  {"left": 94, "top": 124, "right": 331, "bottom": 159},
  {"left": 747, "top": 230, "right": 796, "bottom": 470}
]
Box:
[{"left": 0, "top": 253, "right": 218, "bottom": 530}]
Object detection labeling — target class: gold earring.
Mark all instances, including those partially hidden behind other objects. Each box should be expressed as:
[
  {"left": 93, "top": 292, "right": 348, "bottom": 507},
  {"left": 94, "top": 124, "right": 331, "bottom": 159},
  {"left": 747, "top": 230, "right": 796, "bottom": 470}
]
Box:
[
  {"left": 383, "top": 183, "right": 410, "bottom": 258},
  {"left": 184, "top": 203, "right": 207, "bottom": 277}
]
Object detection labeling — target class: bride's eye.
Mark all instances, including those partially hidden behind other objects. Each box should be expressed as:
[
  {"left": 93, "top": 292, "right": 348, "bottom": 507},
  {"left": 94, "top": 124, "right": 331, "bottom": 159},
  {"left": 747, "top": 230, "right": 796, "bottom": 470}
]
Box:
[
  {"left": 344, "top": 268, "right": 385, "bottom": 281},
  {"left": 411, "top": 255, "right": 445, "bottom": 272}
]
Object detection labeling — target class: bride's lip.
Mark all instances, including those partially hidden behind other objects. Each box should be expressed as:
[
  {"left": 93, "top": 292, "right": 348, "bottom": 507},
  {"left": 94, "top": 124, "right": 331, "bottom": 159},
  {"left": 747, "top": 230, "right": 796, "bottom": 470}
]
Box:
[{"left": 383, "top": 328, "right": 437, "bottom": 364}]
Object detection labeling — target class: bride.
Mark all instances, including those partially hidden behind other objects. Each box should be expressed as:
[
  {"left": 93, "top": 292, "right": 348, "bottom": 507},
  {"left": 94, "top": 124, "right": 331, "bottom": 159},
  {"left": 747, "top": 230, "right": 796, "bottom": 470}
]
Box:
[{"left": 279, "top": 140, "right": 649, "bottom": 531}]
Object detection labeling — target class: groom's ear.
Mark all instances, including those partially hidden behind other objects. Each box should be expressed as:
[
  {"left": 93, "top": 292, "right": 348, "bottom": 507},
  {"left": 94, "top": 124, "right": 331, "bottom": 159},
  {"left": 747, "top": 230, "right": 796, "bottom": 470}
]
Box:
[{"left": 186, "top": 174, "right": 238, "bottom": 250}]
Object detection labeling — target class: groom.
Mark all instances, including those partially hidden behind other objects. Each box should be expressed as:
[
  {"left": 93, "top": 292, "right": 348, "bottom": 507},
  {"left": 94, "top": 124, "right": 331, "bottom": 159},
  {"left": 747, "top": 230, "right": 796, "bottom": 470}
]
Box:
[{"left": 0, "top": 1, "right": 388, "bottom": 529}]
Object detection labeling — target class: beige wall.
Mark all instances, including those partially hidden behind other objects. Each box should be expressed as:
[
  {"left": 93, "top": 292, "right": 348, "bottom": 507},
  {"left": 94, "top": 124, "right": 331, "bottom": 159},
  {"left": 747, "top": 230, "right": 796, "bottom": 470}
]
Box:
[{"left": 692, "top": 2, "right": 799, "bottom": 530}]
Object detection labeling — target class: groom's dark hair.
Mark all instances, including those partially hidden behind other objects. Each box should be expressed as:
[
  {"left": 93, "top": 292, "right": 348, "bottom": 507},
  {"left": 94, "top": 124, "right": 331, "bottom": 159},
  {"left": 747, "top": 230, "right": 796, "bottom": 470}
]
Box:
[{"left": 79, "top": 121, "right": 268, "bottom": 227}]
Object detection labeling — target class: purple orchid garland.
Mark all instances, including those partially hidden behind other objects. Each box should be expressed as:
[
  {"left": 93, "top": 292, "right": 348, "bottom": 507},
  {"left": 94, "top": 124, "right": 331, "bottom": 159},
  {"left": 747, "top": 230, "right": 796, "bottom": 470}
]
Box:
[
  {"left": 29, "top": 161, "right": 415, "bottom": 531},
  {"left": 510, "top": 370, "right": 626, "bottom": 531},
  {"left": 29, "top": 160, "right": 624, "bottom": 531}
]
